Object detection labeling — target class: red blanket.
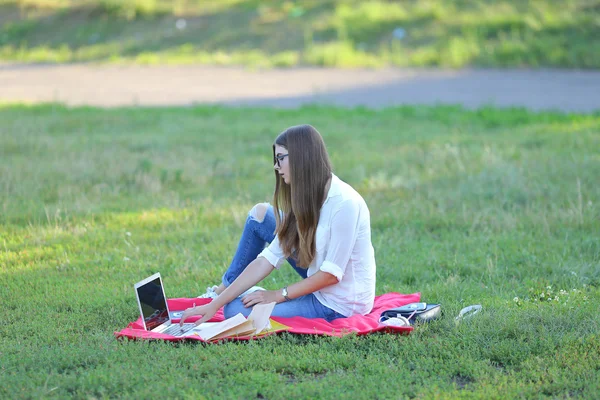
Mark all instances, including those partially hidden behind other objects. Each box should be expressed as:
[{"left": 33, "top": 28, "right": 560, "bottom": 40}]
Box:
[{"left": 114, "top": 292, "right": 420, "bottom": 342}]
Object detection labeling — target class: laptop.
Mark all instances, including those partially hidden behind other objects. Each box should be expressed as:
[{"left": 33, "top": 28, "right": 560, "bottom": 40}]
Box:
[{"left": 134, "top": 272, "right": 196, "bottom": 337}]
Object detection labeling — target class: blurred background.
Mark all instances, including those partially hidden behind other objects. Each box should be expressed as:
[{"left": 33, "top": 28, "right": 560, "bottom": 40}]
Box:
[{"left": 1, "top": 0, "right": 599, "bottom": 69}]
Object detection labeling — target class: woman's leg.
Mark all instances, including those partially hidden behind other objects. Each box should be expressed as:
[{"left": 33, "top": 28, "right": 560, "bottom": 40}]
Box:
[
  {"left": 221, "top": 203, "right": 307, "bottom": 286},
  {"left": 224, "top": 294, "right": 346, "bottom": 322},
  {"left": 221, "top": 203, "right": 277, "bottom": 287}
]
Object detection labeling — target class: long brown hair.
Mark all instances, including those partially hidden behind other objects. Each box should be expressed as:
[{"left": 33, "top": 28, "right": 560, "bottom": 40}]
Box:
[{"left": 273, "top": 124, "right": 332, "bottom": 268}]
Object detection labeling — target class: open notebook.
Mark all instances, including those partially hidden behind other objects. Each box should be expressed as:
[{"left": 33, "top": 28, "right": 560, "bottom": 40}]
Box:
[{"left": 189, "top": 302, "right": 278, "bottom": 341}]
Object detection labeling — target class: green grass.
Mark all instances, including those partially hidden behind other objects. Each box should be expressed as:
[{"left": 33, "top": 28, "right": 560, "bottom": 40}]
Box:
[
  {"left": 1, "top": 0, "right": 599, "bottom": 68},
  {"left": 1, "top": 103, "right": 600, "bottom": 398}
]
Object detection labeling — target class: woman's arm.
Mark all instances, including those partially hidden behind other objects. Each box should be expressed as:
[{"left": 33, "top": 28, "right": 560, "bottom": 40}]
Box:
[
  {"left": 241, "top": 270, "right": 338, "bottom": 307},
  {"left": 180, "top": 256, "right": 274, "bottom": 325},
  {"left": 215, "top": 256, "right": 274, "bottom": 306},
  {"left": 283, "top": 271, "right": 338, "bottom": 299},
  {"left": 243, "top": 200, "right": 361, "bottom": 307}
]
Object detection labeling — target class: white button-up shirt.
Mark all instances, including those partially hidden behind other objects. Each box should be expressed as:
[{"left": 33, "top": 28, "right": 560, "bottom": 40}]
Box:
[{"left": 258, "top": 174, "right": 376, "bottom": 317}]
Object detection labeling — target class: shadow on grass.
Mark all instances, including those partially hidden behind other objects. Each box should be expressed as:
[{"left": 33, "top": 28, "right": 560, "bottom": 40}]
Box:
[
  {"left": 0, "top": 2, "right": 332, "bottom": 60},
  {"left": 2, "top": 1, "right": 599, "bottom": 68}
]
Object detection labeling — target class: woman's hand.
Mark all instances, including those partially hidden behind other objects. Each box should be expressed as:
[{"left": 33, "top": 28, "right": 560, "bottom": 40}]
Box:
[
  {"left": 241, "top": 290, "right": 283, "bottom": 307},
  {"left": 179, "top": 302, "right": 219, "bottom": 326}
]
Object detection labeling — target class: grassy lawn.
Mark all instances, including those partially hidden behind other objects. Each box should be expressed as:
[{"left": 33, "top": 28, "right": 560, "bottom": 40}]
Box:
[
  {"left": 1, "top": 103, "right": 599, "bottom": 398},
  {"left": 1, "top": 0, "right": 599, "bottom": 68}
]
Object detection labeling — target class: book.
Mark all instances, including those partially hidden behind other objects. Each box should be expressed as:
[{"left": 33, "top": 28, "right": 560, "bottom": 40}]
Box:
[{"left": 190, "top": 302, "right": 287, "bottom": 341}]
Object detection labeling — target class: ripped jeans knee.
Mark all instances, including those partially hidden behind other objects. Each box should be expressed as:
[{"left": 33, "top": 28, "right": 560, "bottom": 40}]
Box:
[{"left": 248, "top": 202, "right": 269, "bottom": 223}]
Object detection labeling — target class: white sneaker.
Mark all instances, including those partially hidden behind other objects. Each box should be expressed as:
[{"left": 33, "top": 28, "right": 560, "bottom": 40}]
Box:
[{"left": 198, "top": 285, "right": 219, "bottom": 299}]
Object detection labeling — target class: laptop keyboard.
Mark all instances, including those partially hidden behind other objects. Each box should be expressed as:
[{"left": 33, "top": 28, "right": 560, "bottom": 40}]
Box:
[{"left": 162, "top": 323, "right": 196, "bottom": 336}]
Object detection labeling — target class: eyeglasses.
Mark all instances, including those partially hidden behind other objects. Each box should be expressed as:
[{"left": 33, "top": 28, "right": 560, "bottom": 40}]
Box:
[{"left": 275, "top": 154, "right": 288, "bottom": 168}]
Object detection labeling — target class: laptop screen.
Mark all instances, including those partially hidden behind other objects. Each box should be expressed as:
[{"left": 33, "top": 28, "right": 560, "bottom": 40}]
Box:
[{"left": 136, "top": 276, "right": 169, "bottom": 331}]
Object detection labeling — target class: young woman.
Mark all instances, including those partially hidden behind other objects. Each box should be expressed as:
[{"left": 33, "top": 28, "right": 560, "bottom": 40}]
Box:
[{"left": 180, "top": 124, "right": 376, "bottom": 325}]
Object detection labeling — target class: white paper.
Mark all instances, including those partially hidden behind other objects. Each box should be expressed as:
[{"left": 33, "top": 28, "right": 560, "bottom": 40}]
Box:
[
  {"left": 247, "top": 302, "right": 276, "bottom": 334},
  {"left": 196, "top": 313, "right": 248, "bottom": 341}
]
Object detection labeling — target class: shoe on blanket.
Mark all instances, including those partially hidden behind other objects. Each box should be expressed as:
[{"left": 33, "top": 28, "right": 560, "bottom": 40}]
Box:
[{"left": 198, "top": 285, "right": 219, "bottom": 299}]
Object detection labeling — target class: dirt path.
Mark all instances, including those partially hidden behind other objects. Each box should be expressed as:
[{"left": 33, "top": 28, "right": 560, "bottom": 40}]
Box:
[{"left": 2, "top": 64, "right": 599, "bottom": 112}]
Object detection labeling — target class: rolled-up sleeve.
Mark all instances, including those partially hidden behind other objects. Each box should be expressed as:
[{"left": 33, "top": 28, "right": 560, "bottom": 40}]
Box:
[
  {"left": 319, "top": 199, "right": 360, "bottom": 281},
  {"left": 258, "top": 234, "right": 286, "bottom": 269}
]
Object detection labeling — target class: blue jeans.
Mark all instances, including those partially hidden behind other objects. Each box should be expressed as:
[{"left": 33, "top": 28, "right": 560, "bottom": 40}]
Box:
[{"left": 221, "top": 204, "right": 345, "bottom": 322}]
